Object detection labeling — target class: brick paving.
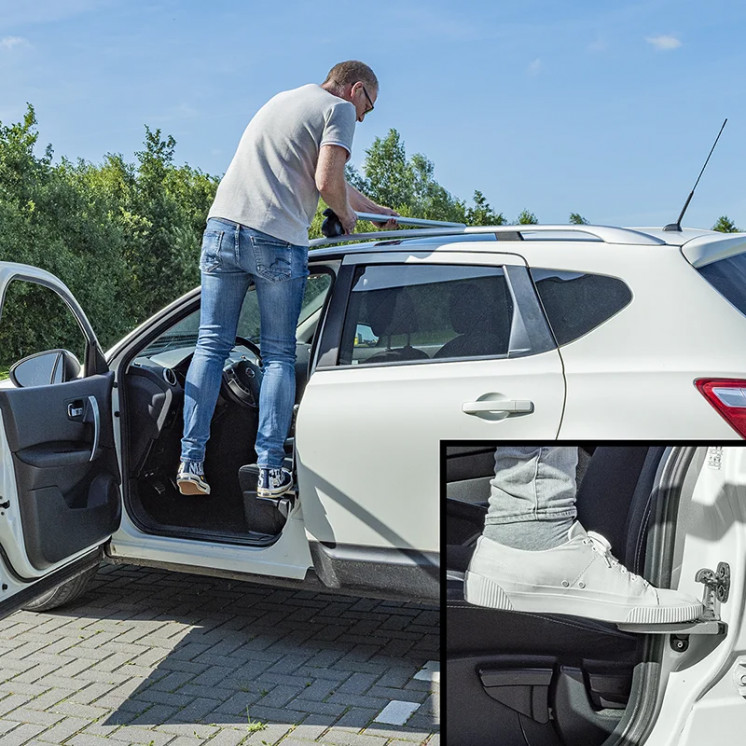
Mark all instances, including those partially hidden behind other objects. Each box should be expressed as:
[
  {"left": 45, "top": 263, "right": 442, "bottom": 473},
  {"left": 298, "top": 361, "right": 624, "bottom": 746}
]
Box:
[{"left": 0, "top": 564, "right": 440, "bottom": 745}]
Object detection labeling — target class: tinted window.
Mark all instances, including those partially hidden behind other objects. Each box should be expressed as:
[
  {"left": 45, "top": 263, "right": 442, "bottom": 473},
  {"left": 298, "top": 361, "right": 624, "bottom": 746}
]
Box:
[
  {"left": 697, "top": 254, "right": 746, "bottom": 316},
  {"left": 530, "top": 269, "right": 632, "bottom": 346},
  {"left": 338, "top": 264, "right": 513, "bottom": 366}
]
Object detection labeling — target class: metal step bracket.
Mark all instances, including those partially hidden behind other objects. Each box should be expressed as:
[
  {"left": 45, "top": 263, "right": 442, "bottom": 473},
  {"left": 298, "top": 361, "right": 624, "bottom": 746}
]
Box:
[{"left": 617, "top": 562, "right": 729, "bottom": 638}]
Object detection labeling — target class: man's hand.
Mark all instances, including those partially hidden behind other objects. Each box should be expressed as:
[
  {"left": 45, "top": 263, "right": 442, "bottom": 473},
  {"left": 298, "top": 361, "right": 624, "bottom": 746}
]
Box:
[
  {"left": 339, "top": 206, "right": 358, "bottom": 234},
  {"left": 368, "top": 206, "right": 398, "bottom": 230}
]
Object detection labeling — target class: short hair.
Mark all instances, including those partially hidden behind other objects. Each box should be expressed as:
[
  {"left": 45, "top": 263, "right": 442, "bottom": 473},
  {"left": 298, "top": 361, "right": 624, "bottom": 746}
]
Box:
[{"left": 323, "top": 61, "right": 378, "bottom": 91}]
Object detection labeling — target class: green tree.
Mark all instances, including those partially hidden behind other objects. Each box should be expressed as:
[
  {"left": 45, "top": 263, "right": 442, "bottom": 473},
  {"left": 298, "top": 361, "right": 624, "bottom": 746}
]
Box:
[
  {"left": 0, "top": 106, "right": 219, "bottom": 359},
  {"left": 713, "top": 215, "right": 740, "bottom": 233},
  {"left": 0, "top": 105, "right": 130, "bottom": 360},
  {"left": 569, "top": 212, "right": 589, "bottom": 224},
  {"left": 516, "top": 209, "right": 538, "bottom": 225},
  {"left": 467, "top": 190, "right": 505, "bottom": 226}
]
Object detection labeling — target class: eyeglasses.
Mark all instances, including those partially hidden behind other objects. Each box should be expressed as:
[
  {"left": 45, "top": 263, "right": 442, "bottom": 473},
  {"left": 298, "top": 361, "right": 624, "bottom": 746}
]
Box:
[{"left": 361, "top": 85, "right": 375, "bottom": 115}]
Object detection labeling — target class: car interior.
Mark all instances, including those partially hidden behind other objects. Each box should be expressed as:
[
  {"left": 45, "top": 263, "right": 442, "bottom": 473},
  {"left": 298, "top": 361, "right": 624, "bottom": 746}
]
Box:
[
  {"left": 446, "top": 444, "right": 671, "bottom": 746},
  {"left": 116, "top": 263, "right": 515, "bottom": 545},
  {"left": 117, "top": 273, "right": 335, "bottom": 544}
]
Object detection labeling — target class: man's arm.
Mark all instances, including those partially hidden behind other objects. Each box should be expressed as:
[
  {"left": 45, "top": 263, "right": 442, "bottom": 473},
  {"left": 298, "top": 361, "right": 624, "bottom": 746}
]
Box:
[
  {"left": 316, "top": 145, "right": 358, "bottom": 234},
  {"left": 316, "top": 145, "right": 397, "bottom": 234},
  {"left": 346, "top": 183, "right": 398, "bottom": 229}
]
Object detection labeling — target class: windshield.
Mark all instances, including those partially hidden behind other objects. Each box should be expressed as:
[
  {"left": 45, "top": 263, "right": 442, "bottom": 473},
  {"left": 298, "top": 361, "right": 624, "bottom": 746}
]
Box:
[{"left": 140, "top": 273, "right": 332, "bottom": 358}]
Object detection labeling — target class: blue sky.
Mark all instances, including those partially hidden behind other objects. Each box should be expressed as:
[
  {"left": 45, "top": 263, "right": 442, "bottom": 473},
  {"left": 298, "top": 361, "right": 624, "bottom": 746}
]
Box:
[{"left": 1, "top": 0, "right": 745, "bottom": 229}]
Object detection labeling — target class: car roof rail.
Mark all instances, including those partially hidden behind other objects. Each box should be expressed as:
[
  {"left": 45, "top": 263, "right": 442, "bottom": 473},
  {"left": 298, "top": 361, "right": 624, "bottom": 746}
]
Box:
[{"left": 309, "top": 222, "right": 667, "bottom": 249}]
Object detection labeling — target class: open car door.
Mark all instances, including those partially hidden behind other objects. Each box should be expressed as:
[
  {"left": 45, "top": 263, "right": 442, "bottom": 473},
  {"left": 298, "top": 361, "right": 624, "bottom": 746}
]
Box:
[{"left": 0, "top": 262, "right": 120, "bottom": 619}]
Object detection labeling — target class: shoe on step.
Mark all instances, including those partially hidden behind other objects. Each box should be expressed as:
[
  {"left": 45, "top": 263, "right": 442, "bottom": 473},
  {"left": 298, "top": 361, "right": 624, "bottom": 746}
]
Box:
[
  {"left": 176, "top": 461, "right": 211, "bottom": 496},
  {"left": 464, "top": 522, "right": 703, "bottom": 624},
  {"left": 257, "top": 467, "right": 293, "bottom": 498}
]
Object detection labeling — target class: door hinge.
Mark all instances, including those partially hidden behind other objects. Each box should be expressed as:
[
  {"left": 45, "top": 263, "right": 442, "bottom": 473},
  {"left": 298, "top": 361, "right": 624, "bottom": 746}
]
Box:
[
  {"left": 0, "top": 497, "right": 9, "bottom": 510},
  {"left": 696, "top": 561, "right": 730, "bottom": 611}
]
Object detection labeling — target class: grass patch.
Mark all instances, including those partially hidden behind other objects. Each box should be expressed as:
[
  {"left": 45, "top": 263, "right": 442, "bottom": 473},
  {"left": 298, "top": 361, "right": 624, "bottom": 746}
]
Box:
[{"left": 246, "top": 708, "right": 268, "bottom": 734}]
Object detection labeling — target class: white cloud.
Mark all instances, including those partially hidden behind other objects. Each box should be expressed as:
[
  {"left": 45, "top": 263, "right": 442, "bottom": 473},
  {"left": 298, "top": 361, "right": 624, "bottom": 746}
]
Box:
[
  {"left": 0, "top": 36, "right": 30, "bottom": 51},
  {"left": 527, "top": 58, "right": 542, "bottom": 76},
  {"left": 646, "top": 34, "right": 682, "bottom": 51}
]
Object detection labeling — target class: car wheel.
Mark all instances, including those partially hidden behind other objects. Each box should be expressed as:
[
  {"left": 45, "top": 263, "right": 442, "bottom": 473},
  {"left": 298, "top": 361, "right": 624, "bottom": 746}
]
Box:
[{"left": 22, "top": 564, "right": 100, "bottom": 612}]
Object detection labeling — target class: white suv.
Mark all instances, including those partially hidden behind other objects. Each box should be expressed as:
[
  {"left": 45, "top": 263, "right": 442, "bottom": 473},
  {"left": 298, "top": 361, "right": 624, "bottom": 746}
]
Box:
[{"left": 0, "top": 223, "right": 745, "bottom": 615}]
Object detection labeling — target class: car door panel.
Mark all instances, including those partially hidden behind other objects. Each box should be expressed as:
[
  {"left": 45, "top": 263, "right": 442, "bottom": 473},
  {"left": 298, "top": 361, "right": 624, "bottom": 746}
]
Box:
[
  {"left": 0, "top": 263, "right": 120, "bottom": 619},
  {"left": 0, "top": 372, "right": 120, "bottom": 573},
  {"left": 297, "top": 251, "right": 565, "bottom": 557}
]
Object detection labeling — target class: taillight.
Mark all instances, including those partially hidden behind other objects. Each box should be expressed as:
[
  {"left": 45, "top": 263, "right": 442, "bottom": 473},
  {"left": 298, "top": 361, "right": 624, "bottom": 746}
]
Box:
[{"left": 696, "top": 379, "right": 746, "bottom": 438}]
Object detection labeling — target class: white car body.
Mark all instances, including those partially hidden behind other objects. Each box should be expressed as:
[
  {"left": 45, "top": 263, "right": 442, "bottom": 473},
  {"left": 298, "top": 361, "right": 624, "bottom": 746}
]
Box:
[{"left": 0, "top": 223, "right": 745, "bottom": 607}]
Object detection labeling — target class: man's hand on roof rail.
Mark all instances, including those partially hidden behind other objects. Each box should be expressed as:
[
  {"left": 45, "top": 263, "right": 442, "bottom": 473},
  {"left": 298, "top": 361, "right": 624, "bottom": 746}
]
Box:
[
  {"left": 346, "top": 183, "right": 398, "bottom": 230},
  {"left": 368, "top": 206, "right": 399, "bottom": 230}
]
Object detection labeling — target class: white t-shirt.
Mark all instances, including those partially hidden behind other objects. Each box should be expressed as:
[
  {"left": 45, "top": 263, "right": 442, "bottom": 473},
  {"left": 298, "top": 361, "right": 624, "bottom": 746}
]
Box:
[{"left": 208, "top": 84, "right": 356, "bottom": 247}]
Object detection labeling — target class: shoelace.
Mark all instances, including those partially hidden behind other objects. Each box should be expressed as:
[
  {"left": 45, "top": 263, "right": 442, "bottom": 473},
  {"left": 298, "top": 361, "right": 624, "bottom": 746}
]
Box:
[{"left": 585, "top": 531, "right": 649, "bottom": 587}]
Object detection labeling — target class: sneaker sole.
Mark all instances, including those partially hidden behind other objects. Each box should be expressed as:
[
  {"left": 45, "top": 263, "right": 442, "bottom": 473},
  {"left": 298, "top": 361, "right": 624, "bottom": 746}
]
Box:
[
  {"left": 177, "top": 477, "right": 210, "bottom": 496},
  {"left": 463, "top": 571, "right": 703, "bottom": 624},
  {"left": 256, "top": 484, "right": 293, "bottom": 498}
]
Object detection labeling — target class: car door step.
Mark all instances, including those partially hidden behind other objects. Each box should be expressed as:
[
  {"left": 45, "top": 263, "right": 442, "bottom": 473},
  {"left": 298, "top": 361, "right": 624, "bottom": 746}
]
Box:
[
  {"left": 238, "top": 464, "right": 296, "bottom": 535},
  {"left": 617, "top": 562, "right": 729, "bottom": 636}
]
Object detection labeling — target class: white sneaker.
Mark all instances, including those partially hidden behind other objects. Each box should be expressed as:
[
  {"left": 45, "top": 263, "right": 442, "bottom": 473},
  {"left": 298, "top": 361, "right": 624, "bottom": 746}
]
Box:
[{"left": 464, "top": 522, "right": 703, "bottom": 624}]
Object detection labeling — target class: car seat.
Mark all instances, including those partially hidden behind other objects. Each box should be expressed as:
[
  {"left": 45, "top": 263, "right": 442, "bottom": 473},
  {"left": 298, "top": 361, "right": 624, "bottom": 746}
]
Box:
[
  {"left": 365, "top": 288, "right": 430, "bottom": 363},
  {"left": 434, "top": 278, "right": 512, "bottom": 359}
]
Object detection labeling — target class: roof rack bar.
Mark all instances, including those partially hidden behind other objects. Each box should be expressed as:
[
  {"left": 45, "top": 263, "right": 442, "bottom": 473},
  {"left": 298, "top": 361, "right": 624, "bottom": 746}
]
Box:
[
  {"left": 356, "top": 212, "right": 465, "bottom": 228},
  {"left": 309, "top": 224, "right": 666, "bottom": 249}
]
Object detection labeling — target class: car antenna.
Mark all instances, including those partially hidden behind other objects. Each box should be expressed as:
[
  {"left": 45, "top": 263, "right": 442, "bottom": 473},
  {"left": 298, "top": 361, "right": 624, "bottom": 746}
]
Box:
[{"left": 664, "top": 118, "right": 727, "bottom": 232}]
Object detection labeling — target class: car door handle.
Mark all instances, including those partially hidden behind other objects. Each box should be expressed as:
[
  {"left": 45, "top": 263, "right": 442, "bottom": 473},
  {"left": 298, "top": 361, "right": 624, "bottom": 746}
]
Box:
[{"left": 462, "top": 400, "right": 534, "bottom": 414}]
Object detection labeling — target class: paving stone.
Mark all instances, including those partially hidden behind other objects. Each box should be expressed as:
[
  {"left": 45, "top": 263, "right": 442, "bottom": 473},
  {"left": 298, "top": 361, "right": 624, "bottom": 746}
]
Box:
[
  {"left": 0, "top": 567, "right": 437, "bottom": 745},
  {"left": 105, "top": 724, "right": 176, "bottom": 744},
  {"left": 200, "top": 727, "right": 247, "bottom": 746},
  {"left": 34, "top": 715, "right": 90, "bottom": 743},
  {"left": 0, "top": 722, "right": 47, "bottom": 746},
  {"left": 318, "top": 728, "right": 388, "bottom": 745},
  {"left": 332, "top": 706, "right": 379, "bottom": 730},
  {"left": 373, "top": 700, "right": 421, "bottom": 726},
  {"left": 336, "top": 672, "right": 379, "bottom": 695},
  {"left": 155, "top": 722, "right": 219, "bottom": 740}
]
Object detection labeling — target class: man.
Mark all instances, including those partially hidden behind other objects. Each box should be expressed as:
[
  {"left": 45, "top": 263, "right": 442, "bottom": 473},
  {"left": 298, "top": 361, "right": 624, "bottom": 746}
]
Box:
[
  {"left": 177, "top": 61, "right": 396, "bottom": 498},
  {"left": 464, "top": 446, "right": 704, "bottom": 623}
]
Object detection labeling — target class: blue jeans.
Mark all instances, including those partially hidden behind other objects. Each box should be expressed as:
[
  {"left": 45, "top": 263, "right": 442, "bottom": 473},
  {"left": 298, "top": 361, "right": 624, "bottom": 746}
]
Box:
[
  {"left": 181, "top": 217, "right": 308, "bottom": 469},
  {"left": 484, "top": 446, "right": 578, "bottom": 526}
]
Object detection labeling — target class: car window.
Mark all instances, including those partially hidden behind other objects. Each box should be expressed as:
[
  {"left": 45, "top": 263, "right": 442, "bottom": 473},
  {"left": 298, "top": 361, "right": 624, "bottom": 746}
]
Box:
[
  {"left": 337, "top": 264, "right": 513, "bottom": 366},
  {"left": 140, "top": 273, "right": 333, "bottom": 359},
  {"left": 696, "top": 254, "right": 746, "bottom": 317},
  {"left": 0, "top": 278, "right": 87, "bottom": 381},
  {"left": 530, "top": 269, "right": 632, "bottom": 346}
]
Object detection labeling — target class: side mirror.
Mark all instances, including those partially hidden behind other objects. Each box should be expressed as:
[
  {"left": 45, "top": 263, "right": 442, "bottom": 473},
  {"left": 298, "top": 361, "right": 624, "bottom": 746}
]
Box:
[{"left": 9, "top": 349, "right": 82, "bottom": 388}]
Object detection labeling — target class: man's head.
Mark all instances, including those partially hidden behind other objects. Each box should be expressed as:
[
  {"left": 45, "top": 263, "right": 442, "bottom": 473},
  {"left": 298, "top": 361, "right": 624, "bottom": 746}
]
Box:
[{"left": 322, "top": 60, "right": 378, "bottom": 122}]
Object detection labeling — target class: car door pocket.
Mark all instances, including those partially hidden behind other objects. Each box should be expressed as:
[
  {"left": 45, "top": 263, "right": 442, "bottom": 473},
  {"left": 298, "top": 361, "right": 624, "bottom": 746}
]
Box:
[
  {"left": 478, "top": 663, "right": 554, "bottom": 724},
  {"left": 19, "top": 475, "right": 120, "bottom": 570},
  {"left": 16, "top": 442, "right": 93, "bottom": 468}
]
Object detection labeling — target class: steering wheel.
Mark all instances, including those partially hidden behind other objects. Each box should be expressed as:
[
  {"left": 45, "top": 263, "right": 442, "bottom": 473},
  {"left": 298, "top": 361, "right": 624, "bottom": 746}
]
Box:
[
  {"left": 221, "top": 336, "right": 263, "bottom": 408},
  {"left": 232, "top": 336, "right": 262, "bottom": 364}
]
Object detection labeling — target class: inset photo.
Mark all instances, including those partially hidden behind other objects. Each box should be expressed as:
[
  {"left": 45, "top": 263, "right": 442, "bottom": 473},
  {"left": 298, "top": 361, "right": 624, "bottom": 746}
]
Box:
[{"left": 444, "top": 444, "right": 746, "bottom": 746}]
